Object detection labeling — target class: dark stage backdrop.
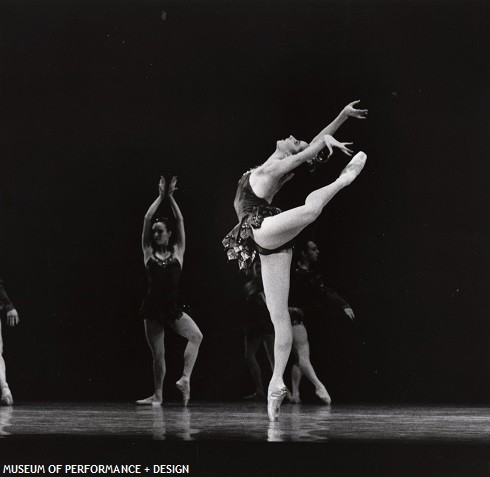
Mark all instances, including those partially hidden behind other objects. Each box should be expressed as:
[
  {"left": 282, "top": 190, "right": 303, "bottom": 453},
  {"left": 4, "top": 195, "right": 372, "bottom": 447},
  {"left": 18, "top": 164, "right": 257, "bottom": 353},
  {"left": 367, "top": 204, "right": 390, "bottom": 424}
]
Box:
[{"left": 0, "top": 0, "right": 489, "bottom": 404}]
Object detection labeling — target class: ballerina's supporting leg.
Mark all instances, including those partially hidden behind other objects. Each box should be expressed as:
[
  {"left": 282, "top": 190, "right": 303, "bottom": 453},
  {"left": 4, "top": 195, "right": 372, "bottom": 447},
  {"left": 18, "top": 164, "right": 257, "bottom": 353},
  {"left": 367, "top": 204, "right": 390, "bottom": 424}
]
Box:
[
  {"left": 169, "top": 312, "right": 203, "bottom": 406},
  {"left": 259, "top": 250, "right": 293, "bottom": 421},
  {"left": 137, "top": 320, "right": 166, "bottom": 405}
]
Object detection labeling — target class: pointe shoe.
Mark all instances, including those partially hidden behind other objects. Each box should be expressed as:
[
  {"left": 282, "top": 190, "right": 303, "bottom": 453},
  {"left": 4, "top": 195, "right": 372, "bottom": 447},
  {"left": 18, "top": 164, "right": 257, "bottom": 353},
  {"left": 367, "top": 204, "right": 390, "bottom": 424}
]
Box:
[
  {"left": 0, "top": 388, "right": 13, "bottom": 406},
  {"left": 135, "top": 395, "right": 162, "bottom": 406},
  {"left": 176, "top": 378, "right": 190, "bottom": 407},
  {"left": 315, "top": 386, "right": 331, "bottom": 405},
  {"left": 267, "top": 385, "right": 288, "bottom": 422},
  {"left": 340, "top": 151, "right": 367, "bottom": 185}
]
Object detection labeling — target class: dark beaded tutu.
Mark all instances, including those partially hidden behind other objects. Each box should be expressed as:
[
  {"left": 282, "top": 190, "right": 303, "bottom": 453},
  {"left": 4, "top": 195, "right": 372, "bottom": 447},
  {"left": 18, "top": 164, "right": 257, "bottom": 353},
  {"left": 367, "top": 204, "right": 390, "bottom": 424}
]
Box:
[
  {"left": 222, "top": 171, "right": 284, "bottom": 270},
  {"left": 223, "top": 205, "right": 283, "bottom": 270}
]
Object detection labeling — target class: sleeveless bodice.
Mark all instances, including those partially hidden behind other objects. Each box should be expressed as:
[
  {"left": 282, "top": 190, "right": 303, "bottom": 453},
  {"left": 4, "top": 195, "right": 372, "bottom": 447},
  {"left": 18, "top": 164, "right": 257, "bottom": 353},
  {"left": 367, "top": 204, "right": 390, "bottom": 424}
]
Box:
[{"left": 233, "top": 172, "right": 269, "bottom": 220}]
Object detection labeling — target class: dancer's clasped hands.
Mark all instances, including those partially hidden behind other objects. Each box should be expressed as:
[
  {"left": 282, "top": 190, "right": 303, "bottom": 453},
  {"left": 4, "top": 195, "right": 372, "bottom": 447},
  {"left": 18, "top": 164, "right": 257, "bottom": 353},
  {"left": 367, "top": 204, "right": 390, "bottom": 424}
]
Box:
[
  {"left": 158, "top": 175, "right": 178, "bottom": 198},
  {"left": 158, "top": 176, "right": 167, "bottom": 198},
  {"left": 167, "top": 176, "right": 178, "bottom": 197}
]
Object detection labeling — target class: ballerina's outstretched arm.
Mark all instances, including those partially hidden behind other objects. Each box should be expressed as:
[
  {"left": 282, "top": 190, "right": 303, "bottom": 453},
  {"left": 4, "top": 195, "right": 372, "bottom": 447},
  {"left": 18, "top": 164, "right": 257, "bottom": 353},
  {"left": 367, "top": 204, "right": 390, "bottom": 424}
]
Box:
[
  {"left": 266, "top": 135, "right": 354, "bottom": 178},
  {"left": 310, "top": 100, "right": 368, "bottom": 145}
]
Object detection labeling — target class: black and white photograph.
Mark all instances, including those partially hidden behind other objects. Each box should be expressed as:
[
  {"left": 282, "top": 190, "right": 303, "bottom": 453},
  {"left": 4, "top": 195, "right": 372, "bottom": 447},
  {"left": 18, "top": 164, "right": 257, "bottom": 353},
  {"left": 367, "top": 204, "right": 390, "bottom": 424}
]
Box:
[{"left": 0, "top": 0, "right": 489, "bottom": 475}]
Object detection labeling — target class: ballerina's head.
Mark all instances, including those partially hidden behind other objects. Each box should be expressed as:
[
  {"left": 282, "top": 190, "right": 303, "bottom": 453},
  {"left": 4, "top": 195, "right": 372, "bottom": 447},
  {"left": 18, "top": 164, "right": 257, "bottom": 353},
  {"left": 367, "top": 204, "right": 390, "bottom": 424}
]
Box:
[
  {"left": 152, "top": 217, "right": 172, "bottom": 250},
  {"left": 275, "top": 135, "right": 308, "bottom": 157}
]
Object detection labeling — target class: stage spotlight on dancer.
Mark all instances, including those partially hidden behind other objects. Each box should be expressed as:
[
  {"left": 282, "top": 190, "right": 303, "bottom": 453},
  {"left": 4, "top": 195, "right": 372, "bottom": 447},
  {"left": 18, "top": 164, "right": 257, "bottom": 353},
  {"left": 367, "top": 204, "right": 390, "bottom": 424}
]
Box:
[
  {"left": 289, "top": 239, "right": 355, "bottom": 405},
  {"left": 0, "top": 276, "right": 19, "bottom": 406},
  {"left": 242, "top": 261, "right": 274, "bottom": 400},
  {"left": 223, "top": 100, "right": 367, "bottom": 421},
  {"left": 137, "top": 176, "right": 203, "bottom": 407}
]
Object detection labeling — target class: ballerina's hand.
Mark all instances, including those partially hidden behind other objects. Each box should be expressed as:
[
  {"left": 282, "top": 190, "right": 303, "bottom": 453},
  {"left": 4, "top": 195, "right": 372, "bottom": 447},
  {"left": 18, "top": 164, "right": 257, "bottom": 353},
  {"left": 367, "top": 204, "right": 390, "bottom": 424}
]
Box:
[
  {"left": 323, "top": 135, "right": 353, "bottom": 157},
  {"left": 168, "top": 176, "right": 178, "bottom": 197},
  {"left": 158, "top": 175, "right": 167, "bottom": 198},
  {"left": 343, "top": 100, "right": 368, "bottom": 119}
]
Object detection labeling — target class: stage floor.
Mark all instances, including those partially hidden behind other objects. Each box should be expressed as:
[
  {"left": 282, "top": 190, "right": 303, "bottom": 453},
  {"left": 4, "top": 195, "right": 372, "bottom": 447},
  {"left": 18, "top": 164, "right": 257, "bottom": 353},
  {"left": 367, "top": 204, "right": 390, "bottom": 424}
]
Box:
[
  {"left": 1, "top": 403, "right": 489, "bottom": 476},
  {"left": 0, "top": 402, "right": 489, "bottom": 442}
]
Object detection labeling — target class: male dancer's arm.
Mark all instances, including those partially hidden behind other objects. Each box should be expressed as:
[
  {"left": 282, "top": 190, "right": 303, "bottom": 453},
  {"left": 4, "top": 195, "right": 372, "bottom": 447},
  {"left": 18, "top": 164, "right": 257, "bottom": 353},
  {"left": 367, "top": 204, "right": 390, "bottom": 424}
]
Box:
[
  {"left": 0, "top": 278, "right": 14, "bottom": 313},
  {"left": 323, "top": 284, "right": 355, "bottom": 321},
  {"left": 0, "top": 277, "right": 19, "bottom": 326}
]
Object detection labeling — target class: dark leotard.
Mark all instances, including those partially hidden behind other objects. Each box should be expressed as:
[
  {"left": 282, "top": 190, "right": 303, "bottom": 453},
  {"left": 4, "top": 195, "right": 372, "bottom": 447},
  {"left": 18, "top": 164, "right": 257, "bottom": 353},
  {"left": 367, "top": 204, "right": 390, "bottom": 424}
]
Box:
[
  {"left": 140, "top": 255, "right": 183, "bottom": 323},
  {"left": 222, "top": 171, "right": 294, "bottom": 269}
]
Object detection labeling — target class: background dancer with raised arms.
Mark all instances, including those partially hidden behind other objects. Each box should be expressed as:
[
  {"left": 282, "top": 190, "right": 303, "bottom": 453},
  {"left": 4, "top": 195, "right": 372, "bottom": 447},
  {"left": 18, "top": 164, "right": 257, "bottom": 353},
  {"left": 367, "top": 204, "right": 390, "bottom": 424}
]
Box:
[{"left": 137, "top": 176, "right": 203, "bottom": 406}]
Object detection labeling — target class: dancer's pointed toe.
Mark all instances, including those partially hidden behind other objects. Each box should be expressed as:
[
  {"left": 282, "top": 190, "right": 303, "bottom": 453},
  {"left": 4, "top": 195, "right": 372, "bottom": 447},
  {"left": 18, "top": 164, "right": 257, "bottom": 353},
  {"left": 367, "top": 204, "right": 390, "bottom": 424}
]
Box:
[
  {"left": 315, "top": 386, "right": 331, "bottom": 405},
  {"left": 340, "top": 151, "right": 367, "bottom": 185},
  {"left": 176, "top": 378, "right": 190, "bottom": 407},
  {"left": 267, "top": 385, "right": 288, "bottom": 421},
  {"left": 1, "top": 387, "right": 14, "bottom": 406}
]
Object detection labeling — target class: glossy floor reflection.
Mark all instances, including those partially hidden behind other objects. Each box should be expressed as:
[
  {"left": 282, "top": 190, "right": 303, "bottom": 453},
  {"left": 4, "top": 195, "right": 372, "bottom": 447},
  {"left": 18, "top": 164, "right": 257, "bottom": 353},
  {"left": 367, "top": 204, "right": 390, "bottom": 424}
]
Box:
[{"left": 0, "top": 402, "right": 489, "bottom": 442}]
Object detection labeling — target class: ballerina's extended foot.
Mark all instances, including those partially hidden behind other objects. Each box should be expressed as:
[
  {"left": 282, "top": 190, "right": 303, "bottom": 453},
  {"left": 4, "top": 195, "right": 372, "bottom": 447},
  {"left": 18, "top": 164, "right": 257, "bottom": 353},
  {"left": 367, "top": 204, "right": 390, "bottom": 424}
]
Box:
[
  {"left": 315, "top": 385, "right": 331, "bottom": 405},
  {"left": 267, "top": 384, "right": 288, "bottom": 421},
  {"left": 0, "top": 387, "right": 13, "bottom": 406},
  {"left": 135, "top": 394, "right": 162, "bottom": 406},
  {"left": 340, "top": 151, "right": 367, "bottom": 185},
  {"left": 176, "top": 377, "right": 190, "bottom": 407}
]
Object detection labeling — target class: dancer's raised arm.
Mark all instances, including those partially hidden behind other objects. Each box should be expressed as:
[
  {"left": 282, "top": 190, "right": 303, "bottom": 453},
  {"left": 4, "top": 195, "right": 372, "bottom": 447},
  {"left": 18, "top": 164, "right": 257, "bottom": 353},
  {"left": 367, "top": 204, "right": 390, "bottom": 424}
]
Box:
[
  {"left": 310, "top": 100, "right": 368, "bottom": 144},
  {"left": 167, "top": 176, "right": 185, "bottom": 261},
  {"left": 142, "top": 176, "right": 166, "bottom": 260},
  {"left": 263, "top": 135, "right": 353, "bottom": 179}
]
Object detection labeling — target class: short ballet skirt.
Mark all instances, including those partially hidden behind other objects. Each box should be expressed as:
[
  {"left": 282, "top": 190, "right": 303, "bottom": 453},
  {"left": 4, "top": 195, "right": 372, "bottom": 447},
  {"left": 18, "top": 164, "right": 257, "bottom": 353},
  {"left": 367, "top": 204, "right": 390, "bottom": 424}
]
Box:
[
  {"left": 140, "top": 295, "right": 188, "bottom": 323},
  {"left": 222, "top": 205, "right": 282, "bottom": 270}
]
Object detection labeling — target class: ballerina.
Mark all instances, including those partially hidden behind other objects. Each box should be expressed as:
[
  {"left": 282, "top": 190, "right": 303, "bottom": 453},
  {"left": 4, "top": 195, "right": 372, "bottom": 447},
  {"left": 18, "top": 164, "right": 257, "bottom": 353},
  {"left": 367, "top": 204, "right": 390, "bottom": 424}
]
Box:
[
  {"left": 223, "top": 100, "right": 367, "bottom": 420},
  {"left": 137, "top": 176, "right": 203, "bottom": 406}
]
